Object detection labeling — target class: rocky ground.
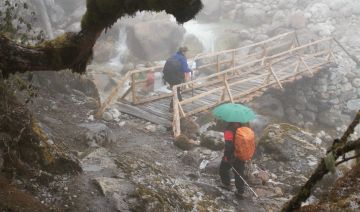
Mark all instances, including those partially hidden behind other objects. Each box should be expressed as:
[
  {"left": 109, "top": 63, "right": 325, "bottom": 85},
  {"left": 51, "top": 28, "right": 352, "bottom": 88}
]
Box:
[
  {"left": 1, "top": 0, "right": 360, "bottom": 211},
  {"left": 1, "top": 70, "right": 358, "bottom": 212}
]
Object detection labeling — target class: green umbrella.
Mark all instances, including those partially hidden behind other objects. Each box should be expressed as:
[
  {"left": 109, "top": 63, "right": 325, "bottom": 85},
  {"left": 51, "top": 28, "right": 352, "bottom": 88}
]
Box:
[{"left": 212, "top": 103, "right": 256, "bottom": 123}]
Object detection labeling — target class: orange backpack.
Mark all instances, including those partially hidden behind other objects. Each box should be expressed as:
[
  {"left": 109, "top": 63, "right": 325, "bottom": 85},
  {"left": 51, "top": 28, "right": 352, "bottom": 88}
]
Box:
[{"left": 234, "top": 127, "right": 255, "bottom": 161}]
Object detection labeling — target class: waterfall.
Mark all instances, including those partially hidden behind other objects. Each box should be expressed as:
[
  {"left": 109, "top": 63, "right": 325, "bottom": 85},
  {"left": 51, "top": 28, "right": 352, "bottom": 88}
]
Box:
[
  {"left": 109, "top": 25, "right": 128, "bottom": 70},
  {"left": 33, "top": 0, "right": 54, "bottom": 39},
  {"left": 183, "top": 20, "right": 216, "bottom": 53}
]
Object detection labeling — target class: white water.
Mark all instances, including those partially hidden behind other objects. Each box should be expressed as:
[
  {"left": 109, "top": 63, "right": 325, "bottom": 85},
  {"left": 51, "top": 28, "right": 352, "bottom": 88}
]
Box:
[
  {"left": 183, "top": 20, "right": 216, "bottom": 53},
  {"left": 109, "top": 25, "right": 128, "bottom": 70}
]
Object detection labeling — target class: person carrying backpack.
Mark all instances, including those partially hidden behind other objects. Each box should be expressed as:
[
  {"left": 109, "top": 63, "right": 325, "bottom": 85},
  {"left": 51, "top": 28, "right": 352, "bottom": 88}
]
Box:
[
  {"left": 219, "top": 122, "right": 255, "bottom": 199},
  {"left": 163, "top": 46, "right": 192, "bottom": 111}
]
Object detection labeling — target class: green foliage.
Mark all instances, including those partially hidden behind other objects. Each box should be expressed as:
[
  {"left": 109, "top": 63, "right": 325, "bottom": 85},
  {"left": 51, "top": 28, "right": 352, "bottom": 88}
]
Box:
[
  {"left": 0, "top": 0, "right": 44, "bottom": 44},
  {"left": 0, "top": 73, "right": 39, "bottom": 104},
  {"left": 0, "top": 0, "right": 42, "bottom": 102},
  {"left": 325, "top": 152, "right": 336, "bottom": 173}
]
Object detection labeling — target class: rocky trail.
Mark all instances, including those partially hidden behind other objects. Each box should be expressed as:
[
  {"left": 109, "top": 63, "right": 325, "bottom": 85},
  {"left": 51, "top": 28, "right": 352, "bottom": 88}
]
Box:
[{"left": 1, "top": 70, "right": 349, "bottom": 212}]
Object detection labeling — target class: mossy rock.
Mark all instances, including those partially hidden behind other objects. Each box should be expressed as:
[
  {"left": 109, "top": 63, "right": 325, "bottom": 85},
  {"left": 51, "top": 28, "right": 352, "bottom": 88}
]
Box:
[
  {"left": 200, "top": 131, "right": 224, "bottom": 151},
  {"left": 174, "top": 134, "right": 194, "bottom": 151}
]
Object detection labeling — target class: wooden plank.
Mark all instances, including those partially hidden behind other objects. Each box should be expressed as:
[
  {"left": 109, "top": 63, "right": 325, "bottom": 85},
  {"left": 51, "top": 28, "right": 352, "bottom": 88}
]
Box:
[
  {"left": 179, "top": 86, "right": 224, "bottom": 105},
  {"left": 141, "top": 104, "right": 171, "bottom": 119},
  {"left": 115, "top": 103, "right": 171, "bottom": 127},
  {"left": 133, "top": 92, "right": 173, "bottom": 105}
]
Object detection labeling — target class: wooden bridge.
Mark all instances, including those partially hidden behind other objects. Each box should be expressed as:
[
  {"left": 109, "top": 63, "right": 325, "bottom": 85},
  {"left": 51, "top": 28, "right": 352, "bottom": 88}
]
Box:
[{"left": 96, "top": 31, "right": 339, "bottom": 137}]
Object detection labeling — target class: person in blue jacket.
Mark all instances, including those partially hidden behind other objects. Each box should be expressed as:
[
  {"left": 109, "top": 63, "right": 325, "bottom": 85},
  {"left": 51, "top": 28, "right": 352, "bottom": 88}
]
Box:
[{"left": 166, "top": 46, "right": 192, "bottom": 111}]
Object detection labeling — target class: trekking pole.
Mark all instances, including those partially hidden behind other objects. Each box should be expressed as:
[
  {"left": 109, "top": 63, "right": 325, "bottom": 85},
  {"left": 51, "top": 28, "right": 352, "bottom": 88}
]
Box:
[
  {"left": 231, "top": 166, "right": 259, "bottom": 198},
  {"left": 333, "top": 38, "right": 360, "bottom": 67}
]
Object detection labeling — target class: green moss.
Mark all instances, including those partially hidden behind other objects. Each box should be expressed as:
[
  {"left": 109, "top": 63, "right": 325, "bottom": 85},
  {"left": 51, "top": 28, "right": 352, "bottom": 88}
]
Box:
[
  {"left": 31, "top": 117, "right": 55, "bottom": 165},
  {"left": 36, "top": 32, "right": 78, "bottom": 69}
]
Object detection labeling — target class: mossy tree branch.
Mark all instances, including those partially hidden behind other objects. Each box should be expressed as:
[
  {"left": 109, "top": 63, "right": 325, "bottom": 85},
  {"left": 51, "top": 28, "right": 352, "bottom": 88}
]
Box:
[
  {"left": 0, "top": 0, "right": 203, "bottom": 77},
  {"left": 281, "top": 111, "right": 360, "bottom": 212}
]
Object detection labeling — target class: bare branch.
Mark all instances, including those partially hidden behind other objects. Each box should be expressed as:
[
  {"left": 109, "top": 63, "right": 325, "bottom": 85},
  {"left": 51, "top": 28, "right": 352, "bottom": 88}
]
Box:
[{"left": 281, "top": 111, "right": 360, "bottom": 212}]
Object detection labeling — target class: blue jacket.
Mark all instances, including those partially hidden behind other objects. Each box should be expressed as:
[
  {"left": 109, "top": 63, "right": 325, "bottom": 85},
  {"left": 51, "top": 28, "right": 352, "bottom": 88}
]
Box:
[{"left": 172, "top": 52, "right": 192, "bottom": 73}]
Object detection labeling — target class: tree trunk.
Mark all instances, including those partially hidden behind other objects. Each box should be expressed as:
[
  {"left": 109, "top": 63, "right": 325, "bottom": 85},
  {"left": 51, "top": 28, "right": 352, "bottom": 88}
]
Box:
[
  {"left": 0, "top": 0, "right": 203, "bottom": 77},
  {"left": 282, "top": 111, "right": 360, "bottom": 211}
]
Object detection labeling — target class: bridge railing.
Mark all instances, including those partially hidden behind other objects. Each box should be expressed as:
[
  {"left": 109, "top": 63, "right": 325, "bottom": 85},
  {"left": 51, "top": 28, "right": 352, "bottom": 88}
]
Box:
[
  {"left": 171, "top": 37, "right": 335, "bottom": 136},
  {"left": 128, "top": 31, "right": 298, "bottom": 103}
]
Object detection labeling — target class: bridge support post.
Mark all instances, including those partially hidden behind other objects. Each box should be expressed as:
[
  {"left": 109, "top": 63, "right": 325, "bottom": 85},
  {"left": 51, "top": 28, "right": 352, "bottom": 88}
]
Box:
[
  {"left": 299, "top": 57, "right": 314, "bottom": 77},
  {"left": 267, "top": 63, "right": 283, "bottom": 90},
  {"left": 172, "top": 86, "right": 181, "bottom": 137},
  {"left": 131, "top": 73, "right": 137, "bottom": 104}
]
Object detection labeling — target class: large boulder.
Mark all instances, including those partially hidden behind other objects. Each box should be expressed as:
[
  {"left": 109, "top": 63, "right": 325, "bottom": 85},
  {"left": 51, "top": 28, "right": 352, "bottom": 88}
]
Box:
[
  {"left": 80, "top": 123, "right": 116, "bottom": 147},
  {"left": 174, "top": 134, "right": 194, "bottom": 151},
  {"left": 347, "top": 99, "right": 360, "bottom": 111},
  {"left": 200, "top": 130, "right": 224, "bottom": 151},
  {"left": 182, "top": 34, "right": 204, "bottom": 55},
  {"left": 305, "top": 3, "right": 331, "bottom": 23},
  {"left": 94, "top": 177, "right": 139, "bottom": 211},
  {"left": 196, "top": 0, "right": 221, "bottom": 22},
  {"left": 240, "top": 7, "right": 267, "bottom": 27},
  {"left": 126, "top": 20, "right": 185, "bottom": 61},
  {"left": 289, "top": 10, "right": 307, "bottom": 29}
]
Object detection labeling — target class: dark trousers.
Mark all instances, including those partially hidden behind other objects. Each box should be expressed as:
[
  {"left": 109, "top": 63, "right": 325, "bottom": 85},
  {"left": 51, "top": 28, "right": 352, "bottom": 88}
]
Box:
[
  {"left": 219, "top": 158, "right": 245, "bottom": 194},
  {"left": 169, "top": 84, "right": 182, "bottom": 109}
]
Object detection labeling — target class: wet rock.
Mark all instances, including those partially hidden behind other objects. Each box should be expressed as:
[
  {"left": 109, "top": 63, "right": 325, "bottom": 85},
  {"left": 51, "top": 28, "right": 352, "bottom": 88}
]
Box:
[
  {"left": 254, "top": 170, "right": 269, "bottom": 184},
  {"left": 274, "top": 187, "right": 283, "bottom": 196},
  {"left": 102, "top": 112, "right": 113, "bottom": 122},
  {"left": 204, "top": 159, "right": 221, "bottom": 175},
  {"left": 181, "top": 151, "right": 201, "bottom": 167},
  {"left": 174, "top": 134, "right": 194, "bottom": 151},
  {"left": 197, "top": 0, "right": 221, "bottom": 22},
  {"left": 352, "top": 78, "right": 360, "bottom": 88},
  {"left": 180, "top": 118, "right": 200, "bottom": 139},
  {"left": 81, "top": 148, "right": 117, "bottom": 172},
  {"left": 43, "top": 116, "right": 63, "bottom": 125},
  {"left": 80, "top": 123, "right": 115, "bottom": 147},
  {"left": 109, "top": 108, "right": 121, "bottom": 120},
  {"left": 200, "top": 131, "right": 224, "bottom": 151},
  {"left": 250, "top": 115, "right": 269, "bottom": 138},
  {"left": 318, "top": 110, "right": 342, "bottom": 127},
  {"left": 84, "top": 97, "right": 99, "bottom": 109},
  {"left": 127, "top": 20, "right": 185, "bottom": 61},
  {"left": 271, "top": 11, "right": 287, "bottom": 29},
  {"left": 94, "top": 177, "right": 137, "bottom": 211},
  {"left": 289, "top": 10, "right": 307, "bottom": 29},
  {"left": 252, "top": 94, "right": 284, "bottom": 119},
  {"left": 145, "top": 124, "right": 157, "bottom": 133},
  {"left": 305, "top": 3, "right": 331, "bottom": 23},
  {"left": 241, "top": 8, "right": 266, "bottom": 27},
  {"left": 254, "top": 188, "right": 274, "bottom": 198},
  {"left": 347, "top": 99, "right": 360, "bottom": 111}
]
